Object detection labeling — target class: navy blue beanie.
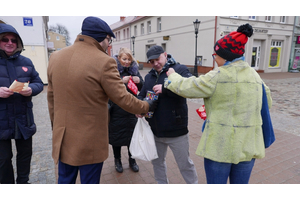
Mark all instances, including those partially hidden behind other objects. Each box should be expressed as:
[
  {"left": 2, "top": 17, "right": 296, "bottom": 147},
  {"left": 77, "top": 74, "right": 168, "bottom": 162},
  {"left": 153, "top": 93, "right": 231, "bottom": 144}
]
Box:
[{"left": 81, "top": 16, "right": 116, "bottom": 42}]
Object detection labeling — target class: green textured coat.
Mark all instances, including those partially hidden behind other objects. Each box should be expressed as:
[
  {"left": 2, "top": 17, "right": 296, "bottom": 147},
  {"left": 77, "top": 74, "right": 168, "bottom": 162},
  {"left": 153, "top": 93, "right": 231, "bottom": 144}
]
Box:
[{"left": 166, "top": 60, "right": 272, "bottom": 164}]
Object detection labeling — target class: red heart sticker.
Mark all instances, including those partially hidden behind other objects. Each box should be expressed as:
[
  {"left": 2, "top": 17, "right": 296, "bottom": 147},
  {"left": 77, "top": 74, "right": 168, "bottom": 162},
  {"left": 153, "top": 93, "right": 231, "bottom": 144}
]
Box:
[{"left": 22, "top": 67, "right": 28, "bottom": 72}]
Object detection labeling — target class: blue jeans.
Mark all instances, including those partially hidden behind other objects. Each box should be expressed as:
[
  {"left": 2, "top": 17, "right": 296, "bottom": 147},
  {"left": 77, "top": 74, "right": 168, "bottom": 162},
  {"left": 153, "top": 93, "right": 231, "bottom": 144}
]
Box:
[
  {"left": 58, "top": 160, "right": 103, "bottom": 184},
  {"left": 204, "top": 158, "right": 255, "bottom": 184}
]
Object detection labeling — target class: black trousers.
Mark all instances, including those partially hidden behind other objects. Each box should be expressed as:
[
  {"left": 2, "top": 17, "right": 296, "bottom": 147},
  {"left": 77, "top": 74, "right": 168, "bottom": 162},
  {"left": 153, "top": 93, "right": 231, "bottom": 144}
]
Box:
[
  {"left": 112, "top": 145, "right": 133, "bottom": 160},
  {"left": 0, "top": 137, "right": 32, "bottom": 184}
]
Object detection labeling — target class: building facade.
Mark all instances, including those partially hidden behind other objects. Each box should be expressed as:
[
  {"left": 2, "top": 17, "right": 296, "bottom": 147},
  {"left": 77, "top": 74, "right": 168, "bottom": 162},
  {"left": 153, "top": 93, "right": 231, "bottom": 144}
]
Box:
[
  {"left": 47, "top": 31, "right": 67, "bottom": 53},
  {"left": 0, "top": 16, "right": 49, "bottom": 83},
  {"left": 110, "top": 16, "right": 297, "bottom": 73},
  {"left": 289, "top": 16, "right": 300, "bottom": 72},
  {"left": 109, "top": 16, "right": 137, "bottom": 56}
]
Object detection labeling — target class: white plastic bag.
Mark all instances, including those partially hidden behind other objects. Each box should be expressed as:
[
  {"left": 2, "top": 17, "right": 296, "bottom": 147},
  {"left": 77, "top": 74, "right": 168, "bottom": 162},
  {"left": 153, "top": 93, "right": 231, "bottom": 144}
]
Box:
[{"left": 129, "top": 117, "right": 158, "bottom": 161}]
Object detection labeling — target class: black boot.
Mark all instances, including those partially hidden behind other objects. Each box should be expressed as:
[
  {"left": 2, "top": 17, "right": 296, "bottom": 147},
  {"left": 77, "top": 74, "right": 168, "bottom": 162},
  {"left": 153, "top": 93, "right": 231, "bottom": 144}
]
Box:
[
  {"left": 129, "top": 158, "right": 139, "bottom": 172},
  {"left": 114, "top": 158, "right": 123, "bottom": 173}
]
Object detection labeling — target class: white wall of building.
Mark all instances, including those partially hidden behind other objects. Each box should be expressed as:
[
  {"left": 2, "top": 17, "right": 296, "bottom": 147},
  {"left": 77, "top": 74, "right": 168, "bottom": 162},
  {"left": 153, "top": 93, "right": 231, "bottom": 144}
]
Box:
[{"left": 122, "top": 16, "right": 295, "bottom": 73}]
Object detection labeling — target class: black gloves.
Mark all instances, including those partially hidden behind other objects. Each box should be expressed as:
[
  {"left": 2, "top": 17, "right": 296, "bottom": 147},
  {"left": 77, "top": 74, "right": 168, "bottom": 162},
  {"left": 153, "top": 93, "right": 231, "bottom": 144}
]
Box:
[{"left": 145, "top": 99, "right": 158, "bottom": 112}]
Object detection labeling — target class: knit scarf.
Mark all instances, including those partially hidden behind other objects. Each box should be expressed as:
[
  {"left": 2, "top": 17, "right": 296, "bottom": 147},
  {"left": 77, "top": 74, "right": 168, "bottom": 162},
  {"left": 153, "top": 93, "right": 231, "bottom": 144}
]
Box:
[
  {"left": 154, "top": 54, "right": 177, "bottom": 76},
  {"left": 223, "top": 56, "right": 245, "bottom": 66}
]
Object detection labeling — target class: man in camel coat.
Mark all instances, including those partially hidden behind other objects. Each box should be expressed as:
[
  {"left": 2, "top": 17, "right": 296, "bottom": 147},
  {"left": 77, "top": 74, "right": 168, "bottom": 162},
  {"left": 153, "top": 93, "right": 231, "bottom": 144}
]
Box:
[{"left": 47, "top": 16, "right": 157, "bottom": 184}]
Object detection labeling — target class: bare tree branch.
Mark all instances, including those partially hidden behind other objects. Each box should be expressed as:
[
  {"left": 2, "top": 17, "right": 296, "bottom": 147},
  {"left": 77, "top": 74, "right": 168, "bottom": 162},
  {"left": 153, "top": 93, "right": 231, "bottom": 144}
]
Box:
[{"left": 49, "top": 24, "right": 71, "bottom": 46}]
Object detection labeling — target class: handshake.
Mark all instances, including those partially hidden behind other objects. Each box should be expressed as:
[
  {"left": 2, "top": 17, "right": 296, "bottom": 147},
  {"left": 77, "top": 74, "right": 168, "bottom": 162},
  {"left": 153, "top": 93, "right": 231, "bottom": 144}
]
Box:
[
  {"left": 136, "top": 98, "right": 158, "bottom": 118},
  {"left": 144, "top": 98, "right": 158, "bottom": 113}
]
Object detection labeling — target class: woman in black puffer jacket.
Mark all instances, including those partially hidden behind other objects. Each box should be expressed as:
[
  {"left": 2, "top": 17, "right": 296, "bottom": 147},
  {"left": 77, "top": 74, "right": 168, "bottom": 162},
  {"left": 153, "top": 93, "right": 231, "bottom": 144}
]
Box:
[{"left": 109, "top": 48, "right": 144, "bottom": 173}]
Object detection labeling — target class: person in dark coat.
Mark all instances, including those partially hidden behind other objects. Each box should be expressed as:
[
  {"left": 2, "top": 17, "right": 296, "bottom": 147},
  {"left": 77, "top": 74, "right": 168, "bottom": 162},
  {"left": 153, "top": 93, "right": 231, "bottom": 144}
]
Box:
[
  {"left": 109, "top": 48, "right": 143, "bottom": 173},
  {"left": 0, "top": 23, "right": 44, "bottom": 184},
  {"left": 137, "top": 45, "right": 198, "bottom": 184}
]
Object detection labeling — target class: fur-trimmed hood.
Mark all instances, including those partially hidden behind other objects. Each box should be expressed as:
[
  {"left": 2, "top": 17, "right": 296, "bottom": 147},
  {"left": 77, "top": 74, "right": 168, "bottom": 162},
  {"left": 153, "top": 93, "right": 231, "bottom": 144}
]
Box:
[
  {"left": 0, "top": 23, "right": 24, "bottom": 59},
  {"left": 113, "top": 54, "right": 139, "bottom": 76}
]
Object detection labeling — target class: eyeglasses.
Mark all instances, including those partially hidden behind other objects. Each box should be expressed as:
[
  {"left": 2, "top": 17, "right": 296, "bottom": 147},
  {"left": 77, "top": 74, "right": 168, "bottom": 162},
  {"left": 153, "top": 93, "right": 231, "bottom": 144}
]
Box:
[
  {"left": 1, "top": 38, "right": 17, "bottom": 44},
  {"left": 212, "top": 53, "right": 217, "bottom": 60},
  {"left": 106, "top": 37, "right": 112, "bottom": 44}
]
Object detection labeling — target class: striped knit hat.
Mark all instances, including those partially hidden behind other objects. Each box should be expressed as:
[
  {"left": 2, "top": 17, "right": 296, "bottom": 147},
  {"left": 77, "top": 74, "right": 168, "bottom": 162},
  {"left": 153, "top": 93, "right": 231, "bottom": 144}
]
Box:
[{"left": 214, "top": 23, "right": 253, "bottom": 61}]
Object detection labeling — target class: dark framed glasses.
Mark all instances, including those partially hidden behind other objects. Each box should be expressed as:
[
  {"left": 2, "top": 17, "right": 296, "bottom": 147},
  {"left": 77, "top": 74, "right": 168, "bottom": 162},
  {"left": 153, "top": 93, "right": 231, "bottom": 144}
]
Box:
[
  {"left": 106, "top": 37, "right": 112, "bottom": 44},
  {"left": 1, "top": 38, "right": 17, "bottom": 44}
]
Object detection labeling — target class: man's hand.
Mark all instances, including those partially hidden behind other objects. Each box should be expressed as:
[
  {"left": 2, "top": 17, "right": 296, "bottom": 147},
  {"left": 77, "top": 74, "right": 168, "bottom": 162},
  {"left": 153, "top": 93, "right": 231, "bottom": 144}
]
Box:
[
  {"left": 19, "top": 87, "right": 32, "bottom": 96},
  {"left": 153, "top": 84, "right": 162, "bottom": 94},
  {"left": 167, "top": 68, "right": 175, "bottom": 76},
  {"left": 0, "top": 87, "right": 14, "bottom": 98},
  {"left": 145, "top": 99, "right": 158, "bottom": 113}
]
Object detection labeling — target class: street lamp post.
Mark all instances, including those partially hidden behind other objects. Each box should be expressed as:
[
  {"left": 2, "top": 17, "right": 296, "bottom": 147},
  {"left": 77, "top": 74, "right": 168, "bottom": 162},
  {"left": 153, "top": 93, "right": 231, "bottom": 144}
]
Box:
[
  {"left": 131, "top": 36, "right": 135, "bottom": 57},
  {"left": 193, "top": 19, "right": 201, "bottom": 77}
]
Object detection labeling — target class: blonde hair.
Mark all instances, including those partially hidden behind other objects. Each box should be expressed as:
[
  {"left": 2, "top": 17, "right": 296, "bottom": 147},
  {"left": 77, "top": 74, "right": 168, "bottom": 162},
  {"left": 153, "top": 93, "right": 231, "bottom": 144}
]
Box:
[{"left": 118, "top": 47, "right": 136, "bottom": 63}]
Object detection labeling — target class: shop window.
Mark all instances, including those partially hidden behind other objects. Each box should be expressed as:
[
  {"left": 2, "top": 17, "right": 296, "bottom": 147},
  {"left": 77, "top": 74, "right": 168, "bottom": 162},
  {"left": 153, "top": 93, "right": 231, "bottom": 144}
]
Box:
[{"left": 269, "top": 40, "right": 282, "bottom": 68}]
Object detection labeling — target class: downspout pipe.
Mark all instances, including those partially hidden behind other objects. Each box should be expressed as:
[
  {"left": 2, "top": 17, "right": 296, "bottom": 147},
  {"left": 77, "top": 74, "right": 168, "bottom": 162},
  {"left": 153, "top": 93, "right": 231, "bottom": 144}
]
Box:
[{"left": 213, "top": 16, "right": 217, "bottom": 68}]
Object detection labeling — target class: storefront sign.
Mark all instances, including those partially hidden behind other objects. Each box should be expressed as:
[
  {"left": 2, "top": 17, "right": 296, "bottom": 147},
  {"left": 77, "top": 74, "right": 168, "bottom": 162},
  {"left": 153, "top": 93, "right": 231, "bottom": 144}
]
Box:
[
  {"left": 297, "top": 36, "right": 300, "bottom": 44},
  {"left": 254, "top": 29, "right": 268, "bottom": 33}
]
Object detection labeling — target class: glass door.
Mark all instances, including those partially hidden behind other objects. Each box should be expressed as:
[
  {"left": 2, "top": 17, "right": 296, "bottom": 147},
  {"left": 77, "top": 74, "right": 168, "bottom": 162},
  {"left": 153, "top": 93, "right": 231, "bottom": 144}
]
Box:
[{"left": 251, "top": 41, "right": 261, "bottom": 70}]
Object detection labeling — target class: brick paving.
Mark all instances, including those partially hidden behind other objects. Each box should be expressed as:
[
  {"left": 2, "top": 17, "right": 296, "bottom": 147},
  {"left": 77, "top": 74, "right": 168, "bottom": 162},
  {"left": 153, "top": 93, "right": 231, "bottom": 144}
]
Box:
[{"left": 11, "top": 69, "right": 300, "bottom": 184}]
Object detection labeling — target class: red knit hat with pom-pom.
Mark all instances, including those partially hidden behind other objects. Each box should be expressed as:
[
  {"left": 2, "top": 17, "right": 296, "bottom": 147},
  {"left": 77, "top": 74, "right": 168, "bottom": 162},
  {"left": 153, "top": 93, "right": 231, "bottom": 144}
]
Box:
[{"left": 214, "top": 23, "right": 253, "bottom": 61}]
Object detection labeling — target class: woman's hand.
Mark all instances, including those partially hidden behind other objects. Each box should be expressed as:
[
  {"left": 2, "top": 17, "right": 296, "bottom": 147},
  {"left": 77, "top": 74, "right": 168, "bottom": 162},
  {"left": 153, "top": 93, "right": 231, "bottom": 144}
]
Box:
[
  {"left": 132, "top": 76, "right": 140, "bottom": 84},
  {"left": 167, "top": 68, "right": 175, "bottom": 76},
  {"left": 122, "top": 76, "right": 130, "bottom": 83}
]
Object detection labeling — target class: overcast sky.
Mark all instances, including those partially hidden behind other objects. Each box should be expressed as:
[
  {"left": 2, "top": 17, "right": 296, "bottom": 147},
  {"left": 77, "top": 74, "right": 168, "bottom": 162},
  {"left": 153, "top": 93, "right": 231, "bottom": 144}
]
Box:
[{"left": 48, "top": 16, "right": 121, "bottom": 45}]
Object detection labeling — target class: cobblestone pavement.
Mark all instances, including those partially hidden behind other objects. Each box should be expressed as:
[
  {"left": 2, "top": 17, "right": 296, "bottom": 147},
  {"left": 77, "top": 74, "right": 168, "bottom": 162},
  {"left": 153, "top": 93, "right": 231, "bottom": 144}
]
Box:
[
  {"left": 10, "top": 70, "right": 300, "bottom": 184},
  {"left": 263, "top": 77, "right": 300, "bottom": 136}
]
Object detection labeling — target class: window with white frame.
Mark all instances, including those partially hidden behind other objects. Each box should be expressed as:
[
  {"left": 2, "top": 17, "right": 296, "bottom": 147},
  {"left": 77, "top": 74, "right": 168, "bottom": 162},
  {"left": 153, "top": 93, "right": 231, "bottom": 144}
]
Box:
[
  {"left": 271, "top": 41, "right": 282, "bottom": 47},
  {"left": 147, "top": 21, "right": 151, "bottom": 33},
  {"left": 249, "top": 16, "right": 256, "bottom": 20},
  {"left": 115, "top": 32, "right": 118, "bottom": 41},
  {"left": 265, "top": 16, "right": 272, "bottom": 22},
  {"left": 56, "top": 36, "right": 60, "bottom": 40},
  {"left": 127, "top": 28, "right": 129, "bottom": 39},
  {"left": 280, "top": 16, "right": 286, "bottom": 23},
  {"left": 118, "top": 31, "right": 120, "bottom": 41},
  {"left": 157, "top": 18, "right": 161, "bottom": 32},
  {"left": 141, "top": 23, "right": 144, "bottom": 35},
  {"left": 230, "top": 16, "right": 238, "bottom": 18},
  {"left": 133, "top": 26, "right": 137, "bottom": 36}
]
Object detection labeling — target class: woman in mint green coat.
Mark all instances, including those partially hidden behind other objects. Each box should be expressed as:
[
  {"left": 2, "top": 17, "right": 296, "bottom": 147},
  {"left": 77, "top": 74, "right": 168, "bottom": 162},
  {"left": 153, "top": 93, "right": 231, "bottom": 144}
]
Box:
[{"left": 165, "top": 24, "right": 272, "bottom": 184}]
